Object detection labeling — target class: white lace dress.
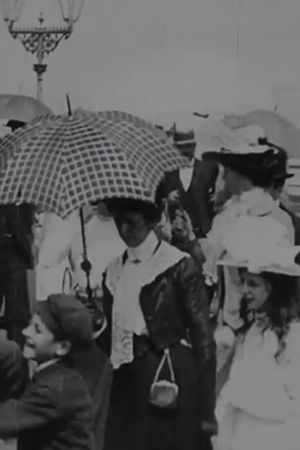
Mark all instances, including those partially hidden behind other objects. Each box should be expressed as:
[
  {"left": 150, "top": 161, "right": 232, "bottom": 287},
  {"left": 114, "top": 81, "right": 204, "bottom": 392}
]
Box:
[{"left": 213, "top": 321, "right": 300, "bottom": 450}]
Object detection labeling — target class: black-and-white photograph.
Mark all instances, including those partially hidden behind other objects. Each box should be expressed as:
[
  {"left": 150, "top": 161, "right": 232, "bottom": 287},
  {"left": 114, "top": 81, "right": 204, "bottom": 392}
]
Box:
[{"left": 0, "top": 1, "right": 299, "bottom": 449}]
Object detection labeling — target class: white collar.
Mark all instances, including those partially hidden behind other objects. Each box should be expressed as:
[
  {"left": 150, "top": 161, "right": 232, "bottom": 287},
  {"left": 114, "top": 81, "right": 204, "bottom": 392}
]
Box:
[
  {"left": 127, "top": 231, "right": 159, "bottom": 263},
  {"left": 35, "top": 358, "right": 60, "bottom": 373}
]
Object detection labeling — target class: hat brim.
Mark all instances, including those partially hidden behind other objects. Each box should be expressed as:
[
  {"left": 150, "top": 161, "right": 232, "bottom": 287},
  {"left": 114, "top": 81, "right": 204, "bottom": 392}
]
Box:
[
  {"left": 273, "top": 173, "right": 294, "bottom": 180},
  {"left": 218, "top": 258, "right": 300, "bottom": 277},
  {"left": 202, "top": 151, "right": 262, "bottom": 165},
  {"left": 174, "top": 140, "right": 196, "bottom": 147}
]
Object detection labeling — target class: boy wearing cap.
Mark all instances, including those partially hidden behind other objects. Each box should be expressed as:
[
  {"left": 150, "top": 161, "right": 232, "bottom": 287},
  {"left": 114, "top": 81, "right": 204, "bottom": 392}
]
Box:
[{"left": 0, "top": 294, "right": 95, "bottom": 450}]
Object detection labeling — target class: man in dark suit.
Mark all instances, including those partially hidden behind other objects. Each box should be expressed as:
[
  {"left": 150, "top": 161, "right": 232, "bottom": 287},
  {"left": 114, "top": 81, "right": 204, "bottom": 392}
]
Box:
[
  {"left": 161, "top": 125, "right": 219, "bottom": 240},
  {"left": 0, "top": 120, "right": 35, "bottom": 344},
  {"left": 0, "top": 203, "right": 34, "bottom": 344}
]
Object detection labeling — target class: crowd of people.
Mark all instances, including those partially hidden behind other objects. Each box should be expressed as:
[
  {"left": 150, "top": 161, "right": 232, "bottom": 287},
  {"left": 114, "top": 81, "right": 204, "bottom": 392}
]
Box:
[{"left": 0, "top": 116, "right": 300, "bottom": 450}]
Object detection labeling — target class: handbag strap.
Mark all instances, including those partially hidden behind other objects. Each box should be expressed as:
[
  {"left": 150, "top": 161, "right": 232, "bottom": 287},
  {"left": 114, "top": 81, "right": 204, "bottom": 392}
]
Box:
[{"left": 153, "top": 348, "right": 176, "bottom": 384}]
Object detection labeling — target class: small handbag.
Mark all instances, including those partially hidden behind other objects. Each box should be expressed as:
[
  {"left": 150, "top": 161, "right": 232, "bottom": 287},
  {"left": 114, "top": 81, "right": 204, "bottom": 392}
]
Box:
[{"left": 149, "top": 348, "right": 179, "bottom": 410}]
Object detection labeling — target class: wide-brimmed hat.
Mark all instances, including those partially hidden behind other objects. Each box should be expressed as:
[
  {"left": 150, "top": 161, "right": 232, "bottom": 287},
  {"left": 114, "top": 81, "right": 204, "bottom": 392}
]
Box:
[
  {"left": 202, "top": 141, "right": 274, "bottom": 165},
  {"left": 202, "top": 142, "right": 288, "bottom": 186},
  {"left": 217, "top": 215, "right": 300, "bottom": 276}
]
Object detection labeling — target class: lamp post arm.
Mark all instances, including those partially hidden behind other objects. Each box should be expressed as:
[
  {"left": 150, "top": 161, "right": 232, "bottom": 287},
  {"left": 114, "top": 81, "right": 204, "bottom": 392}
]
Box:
[
  {"left": 7, "top": 22, "right": 72, "bottom": 101},
  {"left": 1, "top": 1, "right": 85, "bottom": 101},
  {"left": 8, "top": 23, "right": 72, "bottom": 57}
]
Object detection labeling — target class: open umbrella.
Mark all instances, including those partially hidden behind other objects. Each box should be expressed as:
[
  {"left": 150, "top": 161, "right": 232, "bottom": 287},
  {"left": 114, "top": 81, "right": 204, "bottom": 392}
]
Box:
[
  {"left": 0, "top": 108, "right": 184, "bottom": 302},
  {"left": 0, "top": 109, "right": 184, "bottom": 218},
  {"left": 0, "top": 94, "right": 52, "bottom": 123}
]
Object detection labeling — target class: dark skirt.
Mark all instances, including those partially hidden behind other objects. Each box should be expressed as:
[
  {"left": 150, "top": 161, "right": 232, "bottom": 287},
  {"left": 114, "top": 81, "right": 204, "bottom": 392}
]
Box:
[{"left": 104, "top": 342, "right": 212, "bottom": 450}]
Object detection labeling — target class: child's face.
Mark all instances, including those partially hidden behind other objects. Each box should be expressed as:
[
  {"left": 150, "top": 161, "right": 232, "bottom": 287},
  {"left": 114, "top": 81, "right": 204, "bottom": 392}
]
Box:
[
  {"left": 22, "top": 314, "right": 61, "bottom": 363},
  {"left": 240, "top": 271, "right": 271, "bottom": 311}
]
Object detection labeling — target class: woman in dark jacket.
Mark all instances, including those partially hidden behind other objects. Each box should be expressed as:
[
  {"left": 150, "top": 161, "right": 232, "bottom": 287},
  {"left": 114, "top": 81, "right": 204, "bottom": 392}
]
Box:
[{"left": 99, "top": 197, "right": 216, "bottom": 450}]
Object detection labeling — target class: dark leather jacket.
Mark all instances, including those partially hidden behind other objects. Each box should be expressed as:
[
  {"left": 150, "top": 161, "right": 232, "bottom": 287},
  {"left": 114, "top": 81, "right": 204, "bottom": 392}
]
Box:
[{"left": 100, "top": 254, "right": 215, "bottom": 371}]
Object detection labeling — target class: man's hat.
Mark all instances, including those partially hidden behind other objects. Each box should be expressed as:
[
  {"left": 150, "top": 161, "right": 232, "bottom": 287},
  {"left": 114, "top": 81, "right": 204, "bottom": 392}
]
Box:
[
  {"left": 36, "top": 294, "right": 94, "bottom": 344},
  {"left": 167, "top": 122, "right": 196, "bottom": 147},
  {"left": 6, "top": 120, "right": 26, "bottom": 132}
]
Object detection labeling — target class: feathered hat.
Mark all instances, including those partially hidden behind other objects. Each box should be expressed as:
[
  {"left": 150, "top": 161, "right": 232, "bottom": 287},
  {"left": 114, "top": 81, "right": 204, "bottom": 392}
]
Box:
[{"left": 217, "top": 215, "right": 300, "bottom": 276}]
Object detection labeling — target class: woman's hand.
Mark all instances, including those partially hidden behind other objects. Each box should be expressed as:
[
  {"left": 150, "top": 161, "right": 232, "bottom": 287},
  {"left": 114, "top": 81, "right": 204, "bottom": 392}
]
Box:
[{"left": 168, "top": 190, "right": 180, "bottom": 203}]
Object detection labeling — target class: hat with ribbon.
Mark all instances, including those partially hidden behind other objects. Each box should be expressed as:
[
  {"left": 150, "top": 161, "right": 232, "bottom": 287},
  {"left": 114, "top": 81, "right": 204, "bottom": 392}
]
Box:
[
  {"left": 202, "top": 142, "right": 285, "bottom": 187},
  {"left": 36, "top": 294, "right": 94, "bottom": 344},
  {"left": 257, "top": 137, "right": 293, "bottom": 181}
]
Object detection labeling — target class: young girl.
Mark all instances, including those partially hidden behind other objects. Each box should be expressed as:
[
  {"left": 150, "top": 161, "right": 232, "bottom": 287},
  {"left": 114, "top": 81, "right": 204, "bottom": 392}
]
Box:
[{"left": 214, "top": 242, "right": 300, "bottom": 450}]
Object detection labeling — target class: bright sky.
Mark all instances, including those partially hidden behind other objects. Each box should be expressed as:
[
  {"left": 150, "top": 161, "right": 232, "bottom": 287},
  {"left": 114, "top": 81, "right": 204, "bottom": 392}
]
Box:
[{"left": 1, "top": 0, "right": 300, "bottom": 121}]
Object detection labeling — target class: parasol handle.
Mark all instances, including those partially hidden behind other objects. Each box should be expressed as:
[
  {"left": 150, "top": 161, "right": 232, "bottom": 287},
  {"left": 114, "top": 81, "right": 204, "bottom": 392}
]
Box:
[{"left": 79, "top": 207, "right": 93, "bottom": 301}]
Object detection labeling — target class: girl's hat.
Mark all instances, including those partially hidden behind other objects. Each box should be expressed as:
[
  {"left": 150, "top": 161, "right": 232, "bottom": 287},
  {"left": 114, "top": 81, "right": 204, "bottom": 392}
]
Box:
[
  {"left": 217, "top": 215, "right": 300, "bottom": 276},
  {"left": 36, "top": 294, "right": 94, "bottom": 344}
]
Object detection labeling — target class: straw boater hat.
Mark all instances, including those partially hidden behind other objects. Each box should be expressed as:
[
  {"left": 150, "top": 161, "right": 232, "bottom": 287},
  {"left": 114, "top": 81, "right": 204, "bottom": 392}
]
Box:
[{"left": 217, "top": 215, "right": 300, "bottom": 276}]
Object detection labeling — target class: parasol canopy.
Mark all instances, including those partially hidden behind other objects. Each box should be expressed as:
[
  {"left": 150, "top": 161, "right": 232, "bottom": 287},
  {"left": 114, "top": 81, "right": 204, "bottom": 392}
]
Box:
[
  {"left": 0, "top": 109, "right": 184, "bottom": 218},
  {"left": 0, "top": 94, "right": 52, "bottom": 123}
]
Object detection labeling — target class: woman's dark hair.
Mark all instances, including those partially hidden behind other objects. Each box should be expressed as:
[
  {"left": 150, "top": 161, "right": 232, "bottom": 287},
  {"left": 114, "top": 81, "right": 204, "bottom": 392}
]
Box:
[
  {"left": 239, "top": 269, "right": 300, "bottom": 359},
  {"left": 105, "top": 197, "right": 163, "bottom": 224}
]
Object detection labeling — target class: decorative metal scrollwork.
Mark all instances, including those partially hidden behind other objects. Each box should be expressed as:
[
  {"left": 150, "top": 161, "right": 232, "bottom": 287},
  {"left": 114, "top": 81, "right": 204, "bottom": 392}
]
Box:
[{"left": 9, "top": 25, "right": 72, "bottom": 58}]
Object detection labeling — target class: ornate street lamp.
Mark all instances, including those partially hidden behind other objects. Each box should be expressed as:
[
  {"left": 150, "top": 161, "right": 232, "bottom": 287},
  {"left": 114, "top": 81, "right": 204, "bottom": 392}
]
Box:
[{"left": 0, "top": 0, "right": 85, "bottom": 101}]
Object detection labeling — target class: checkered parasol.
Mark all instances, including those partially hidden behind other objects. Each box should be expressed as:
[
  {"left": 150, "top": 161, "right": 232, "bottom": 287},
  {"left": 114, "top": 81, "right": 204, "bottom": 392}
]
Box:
[{"left": 0, "top": 109, "right": 184, "bottom": 218}]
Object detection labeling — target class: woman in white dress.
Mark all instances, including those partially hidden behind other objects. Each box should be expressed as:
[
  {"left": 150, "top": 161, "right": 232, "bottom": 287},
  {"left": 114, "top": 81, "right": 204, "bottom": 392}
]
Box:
[{"left": 214, "top": 233, "right": 300, "bottom": 450}]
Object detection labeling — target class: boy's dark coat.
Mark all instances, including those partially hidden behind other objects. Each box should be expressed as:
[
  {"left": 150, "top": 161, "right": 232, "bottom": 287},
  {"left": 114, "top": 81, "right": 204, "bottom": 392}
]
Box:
[{"left": 0, "top": 360, "right": 95, "bottom": 450}]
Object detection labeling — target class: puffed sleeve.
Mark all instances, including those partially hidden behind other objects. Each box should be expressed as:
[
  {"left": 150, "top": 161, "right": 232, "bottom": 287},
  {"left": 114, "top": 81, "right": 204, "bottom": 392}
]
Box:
[
  {"left": 37, "top": 211, "right": 80, "bottom": 267},
  {"left": 177, "top": 256, "right": 217, "bottom": 432},
  {"left": 177, "top": 256, "right": 215, "bottom": 367}
]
